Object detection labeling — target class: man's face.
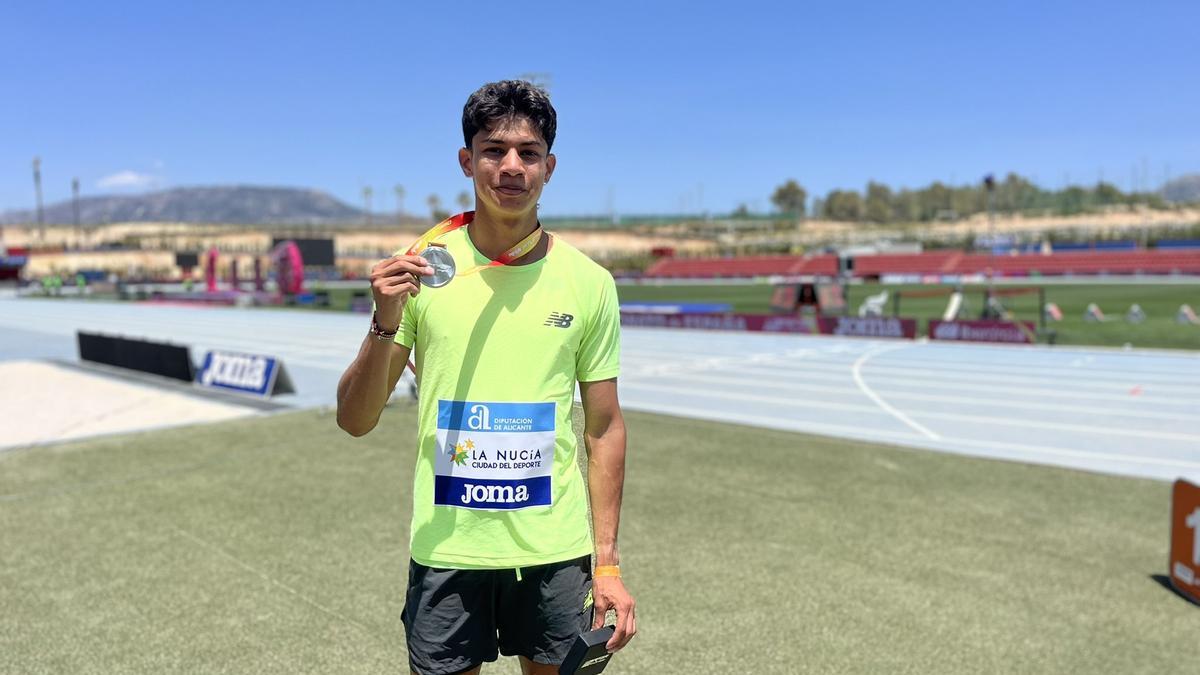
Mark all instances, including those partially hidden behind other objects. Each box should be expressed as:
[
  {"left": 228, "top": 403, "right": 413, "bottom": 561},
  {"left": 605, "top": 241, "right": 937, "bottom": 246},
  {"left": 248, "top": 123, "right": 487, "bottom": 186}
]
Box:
[{"left": 459, "top": 116, "right": 556, "bottom": 218}]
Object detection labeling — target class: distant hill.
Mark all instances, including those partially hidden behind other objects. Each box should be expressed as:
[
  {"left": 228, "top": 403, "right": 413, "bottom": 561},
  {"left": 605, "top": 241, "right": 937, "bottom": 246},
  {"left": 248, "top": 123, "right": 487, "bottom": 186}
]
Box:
[
  {"left": 0, "top": 186, "right": 371, "bottom": 225},
  {"left": 1163, "top": 174, "right": 1200, "bottom": 203}
]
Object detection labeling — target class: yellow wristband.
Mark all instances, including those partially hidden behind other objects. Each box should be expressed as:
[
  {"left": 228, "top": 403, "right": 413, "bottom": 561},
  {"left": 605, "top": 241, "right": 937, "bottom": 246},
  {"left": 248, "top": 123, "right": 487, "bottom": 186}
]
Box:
[{"left": 594, "top": 565, "right": 621, "bottom": 578}]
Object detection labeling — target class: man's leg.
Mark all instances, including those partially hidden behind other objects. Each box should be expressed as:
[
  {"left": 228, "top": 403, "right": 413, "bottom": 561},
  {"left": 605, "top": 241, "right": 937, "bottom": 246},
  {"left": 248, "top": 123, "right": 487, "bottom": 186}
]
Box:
[
  {"left": 402, "top": 560, "right": 499, "bottom": 675},
  {"left": 497, "top": 556, "right": 593, "bottom": 671},
  {"left": 412, "top": 669, "right": 481, "bottom": 675},
  {"left": 518, "top": 656, "right": 558, "bottom": 675}
]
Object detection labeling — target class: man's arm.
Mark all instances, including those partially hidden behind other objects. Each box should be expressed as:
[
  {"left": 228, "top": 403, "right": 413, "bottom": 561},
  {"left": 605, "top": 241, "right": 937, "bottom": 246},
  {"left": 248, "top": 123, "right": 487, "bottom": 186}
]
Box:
[
  {"left": 336, "top": 339, "right": 410, "bottom": 436},
  {"left": 580, "top": 377, "right": 637, "bottom": 652},
  {"left": 336, "top": 253, "right": 431, "bottom": 436}
]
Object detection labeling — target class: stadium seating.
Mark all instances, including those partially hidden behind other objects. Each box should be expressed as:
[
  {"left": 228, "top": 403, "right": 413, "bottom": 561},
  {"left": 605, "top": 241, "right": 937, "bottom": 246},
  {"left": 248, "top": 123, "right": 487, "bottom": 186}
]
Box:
[
  {"left": 643, "top": 254, "right": 837, "bottom": 278},
  {"left": 642, "top": 248, "right": 1200, "bottom": 279}
]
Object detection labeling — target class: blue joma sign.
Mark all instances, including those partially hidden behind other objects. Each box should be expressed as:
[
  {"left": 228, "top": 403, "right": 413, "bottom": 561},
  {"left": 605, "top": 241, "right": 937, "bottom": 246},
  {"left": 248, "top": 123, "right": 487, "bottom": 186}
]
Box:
[{"left": 196, "top": 350, "right": 292, "bottom": 397}]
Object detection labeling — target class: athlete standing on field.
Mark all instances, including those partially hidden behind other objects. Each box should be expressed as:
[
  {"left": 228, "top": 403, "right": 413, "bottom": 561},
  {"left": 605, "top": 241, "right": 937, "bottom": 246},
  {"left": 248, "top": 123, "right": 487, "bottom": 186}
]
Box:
[{"left": 336, "top": 80, "right": 636, "bottom": 675}]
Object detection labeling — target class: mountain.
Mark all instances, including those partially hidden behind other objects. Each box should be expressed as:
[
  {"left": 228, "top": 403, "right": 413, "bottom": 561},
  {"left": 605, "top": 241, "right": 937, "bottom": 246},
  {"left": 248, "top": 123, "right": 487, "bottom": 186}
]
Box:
[
  {"left": 1163, "top": 175, "right": 1200, "bottom": 204},
  {"left": 0, "top": 186, "right": 369, "bottom": 225}
]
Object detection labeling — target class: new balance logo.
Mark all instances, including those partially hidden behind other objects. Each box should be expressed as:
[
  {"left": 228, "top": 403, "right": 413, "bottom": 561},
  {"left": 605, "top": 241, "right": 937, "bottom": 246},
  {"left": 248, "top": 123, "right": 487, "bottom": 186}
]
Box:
[{"left": 544, "top": 312, "right": 574, "bottom": 328}]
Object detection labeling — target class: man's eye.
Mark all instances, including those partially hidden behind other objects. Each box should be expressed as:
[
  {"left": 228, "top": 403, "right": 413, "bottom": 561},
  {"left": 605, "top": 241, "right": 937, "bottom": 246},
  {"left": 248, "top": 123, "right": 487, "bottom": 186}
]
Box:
[
  {"left": 521, "top": 151, "right": 540, "bottom": 159},
  {"left": 484, "top": 148, "right": 503, "bottom": 156}
]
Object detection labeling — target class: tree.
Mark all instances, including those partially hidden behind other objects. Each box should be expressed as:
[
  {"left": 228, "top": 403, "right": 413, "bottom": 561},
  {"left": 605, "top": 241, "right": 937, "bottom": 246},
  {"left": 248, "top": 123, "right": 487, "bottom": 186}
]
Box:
[
  {"left": 864, "top": 181, "right": 893, "bottom": 223},
  {"left": 770, "top": 180, "right": 807, "bottom": 218},
  {"left": 456, "top": 191, "right": 472, "bottom": 211},
  {"left": 394, "top": 184, "right": 406, "bottom": 220},
  {"left": 823, "top": 189, "right": 864, "bottom": 221},
  {"left": 1093, "top": 181, "right": 1122, "bottom": 206},
  {"left": 919, "top": 182, "right": 952, "bottom": 220},
  {"left": 427, "top": 194, "right": 442, "bottom": 221},
  {"left": 892, "top": 189, "right": 920, "bottom": 223}
]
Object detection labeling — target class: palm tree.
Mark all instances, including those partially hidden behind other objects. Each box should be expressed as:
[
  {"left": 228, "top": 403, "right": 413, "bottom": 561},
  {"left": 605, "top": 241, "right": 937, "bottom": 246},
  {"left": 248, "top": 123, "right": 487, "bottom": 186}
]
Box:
[
  {"left": 394, "top": 184, "right": 406, "bottom": 223},
  {"left": 427, "top": 194, "right": 441, "bottom": 221},
  {"left": 456, "top": 190, "right": 471, "bottom": 212},
  {"left": 362, "top": 186, "right": 374, "bottom": 226}
]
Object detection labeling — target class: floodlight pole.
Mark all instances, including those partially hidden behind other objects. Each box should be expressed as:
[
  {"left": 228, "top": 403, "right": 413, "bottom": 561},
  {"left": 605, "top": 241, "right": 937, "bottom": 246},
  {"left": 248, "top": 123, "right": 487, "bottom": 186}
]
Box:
[
  {"left": 984, "top": 174, "right": 996, "bottom": 293},
  {"left": 72, "top": 177, "right": 81, "bottom": 228},
  {"left": 32, "top": 157, "right": 44, "bottom": 241}
]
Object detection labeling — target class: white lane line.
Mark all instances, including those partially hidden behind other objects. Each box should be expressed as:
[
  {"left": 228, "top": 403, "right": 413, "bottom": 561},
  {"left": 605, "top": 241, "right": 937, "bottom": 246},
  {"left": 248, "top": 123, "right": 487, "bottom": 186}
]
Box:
[
  {"left": 631, "top": 369, "right": 1198, "bottom": 423},
  {"left": 623, "top": 380, "right": 1200, "bottom": 443},
  {"left": 864, "top": 358, "right": 1200, "bottom": 387},
  {"left": 621, "top": 398, "right": 1200, "bottom": 479},
  {"left": 720, "top": 360, "right": 1200, "bottom": 397},
  {"left": 837, "top": 367, "right": 1187, "bottom": 405},
  {"left": 851, "top": 344, "right": 941, "bottom": 440},
  {"left": 946, "top": 436, "right": 1200, "bottom": 472},
  {"left": 618, "top": 398, "right": 929, "bottom": 445}
]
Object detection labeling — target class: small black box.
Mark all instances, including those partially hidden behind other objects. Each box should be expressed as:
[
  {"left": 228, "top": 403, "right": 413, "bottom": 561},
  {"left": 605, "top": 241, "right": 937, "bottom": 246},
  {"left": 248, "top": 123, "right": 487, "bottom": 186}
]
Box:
[{"left": 558, "top": 626, "right": 614, "bottom": 675}]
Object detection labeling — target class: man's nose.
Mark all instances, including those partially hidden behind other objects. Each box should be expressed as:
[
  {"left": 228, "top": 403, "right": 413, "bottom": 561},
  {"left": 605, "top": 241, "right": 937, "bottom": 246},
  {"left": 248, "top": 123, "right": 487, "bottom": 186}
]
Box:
[{"left": 499, "top": 148, "right": 524, "bottom": 176}]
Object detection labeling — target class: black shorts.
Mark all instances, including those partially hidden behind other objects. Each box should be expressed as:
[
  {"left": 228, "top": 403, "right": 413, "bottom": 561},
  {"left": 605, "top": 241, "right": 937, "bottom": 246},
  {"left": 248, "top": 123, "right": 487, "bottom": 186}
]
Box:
[{"left": 401, "top": 555, "right": 593, "bottom": 675}]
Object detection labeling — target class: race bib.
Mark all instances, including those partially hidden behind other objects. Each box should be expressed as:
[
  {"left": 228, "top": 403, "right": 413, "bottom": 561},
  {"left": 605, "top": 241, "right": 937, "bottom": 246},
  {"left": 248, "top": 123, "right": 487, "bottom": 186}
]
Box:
[{"left": 434, "top": 400, "right": 555, "bottom": 510}]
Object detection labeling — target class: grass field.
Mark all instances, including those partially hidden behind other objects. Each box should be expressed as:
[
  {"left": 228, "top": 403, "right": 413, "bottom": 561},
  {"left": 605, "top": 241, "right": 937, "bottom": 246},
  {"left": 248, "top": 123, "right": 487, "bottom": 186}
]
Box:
[
  {"left": 2, "top": 403, "right": 1194, "bottom": 674},
  {"left": 617, "top": 282, "right": 1200, "bottom": 350}
]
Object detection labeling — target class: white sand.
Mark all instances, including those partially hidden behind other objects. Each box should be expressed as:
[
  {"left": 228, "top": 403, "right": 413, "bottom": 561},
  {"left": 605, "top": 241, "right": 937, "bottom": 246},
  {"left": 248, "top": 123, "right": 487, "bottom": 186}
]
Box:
[{"left": 0, "top": 360, "right": 258, "bottom": 450}]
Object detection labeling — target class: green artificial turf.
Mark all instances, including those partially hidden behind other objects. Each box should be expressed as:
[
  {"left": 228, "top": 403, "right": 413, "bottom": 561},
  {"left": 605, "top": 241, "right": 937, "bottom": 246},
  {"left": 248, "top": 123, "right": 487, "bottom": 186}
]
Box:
[{"left": 1, "top": 405, "right": 1193, "bottom": 674}]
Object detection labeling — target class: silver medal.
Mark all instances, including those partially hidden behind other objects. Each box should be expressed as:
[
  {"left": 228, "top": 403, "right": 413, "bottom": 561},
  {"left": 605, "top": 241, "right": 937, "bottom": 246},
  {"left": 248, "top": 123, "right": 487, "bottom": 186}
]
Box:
[{"left": 420, "top": 246, "right": 456, "bottom": 288}]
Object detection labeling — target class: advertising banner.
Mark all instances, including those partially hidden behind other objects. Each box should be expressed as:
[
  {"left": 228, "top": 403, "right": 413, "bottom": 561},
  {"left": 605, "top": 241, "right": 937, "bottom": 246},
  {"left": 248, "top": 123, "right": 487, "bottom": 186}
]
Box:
[
  {"left": 196, "top": 350, "right": 295, "bottom": 397},
  {"left": 1170, "top": 479, "right": 1200, "bottom": 605},
  {"left": 620, "top": 312, "right": 813, "bottom": 334},
  {"left": 928, "top": 319, "right": 1035, "bottom": 344},
  {"left": 815, "top": 316, "right": 917, "bottom": 339}
]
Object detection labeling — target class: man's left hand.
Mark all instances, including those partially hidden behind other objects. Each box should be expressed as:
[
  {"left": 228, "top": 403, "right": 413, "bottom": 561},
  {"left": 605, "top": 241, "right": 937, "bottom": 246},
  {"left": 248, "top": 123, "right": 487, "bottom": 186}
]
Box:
[{"left": 591, "top": 576, "right": 637, "bottom": 652}]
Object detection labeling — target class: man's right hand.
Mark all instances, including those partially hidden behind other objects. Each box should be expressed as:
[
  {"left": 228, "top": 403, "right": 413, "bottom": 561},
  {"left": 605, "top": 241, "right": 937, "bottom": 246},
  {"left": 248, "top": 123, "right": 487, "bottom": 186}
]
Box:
[{"left": 370, "top": 254, "right": 434, "bottom": 330}]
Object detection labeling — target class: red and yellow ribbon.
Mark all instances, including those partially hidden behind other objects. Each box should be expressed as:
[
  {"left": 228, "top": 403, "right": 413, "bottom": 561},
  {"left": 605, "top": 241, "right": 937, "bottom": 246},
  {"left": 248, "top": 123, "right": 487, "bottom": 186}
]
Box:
[{"left": 405, "top": 211, "right": 542, "bottom": 277}]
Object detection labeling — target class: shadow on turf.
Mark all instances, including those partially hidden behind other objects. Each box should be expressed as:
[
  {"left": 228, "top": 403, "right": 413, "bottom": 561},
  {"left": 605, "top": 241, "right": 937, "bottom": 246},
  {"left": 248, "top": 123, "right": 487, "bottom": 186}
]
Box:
[{"left": 1149, "top": 574, "right": 1200, "bottom": 607}]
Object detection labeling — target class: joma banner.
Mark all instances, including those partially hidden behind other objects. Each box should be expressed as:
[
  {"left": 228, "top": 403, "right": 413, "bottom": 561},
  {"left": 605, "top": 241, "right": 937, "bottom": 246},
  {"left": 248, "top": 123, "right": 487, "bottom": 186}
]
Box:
[
  {"left": 815, "top": 316, "right": 917, "bottom": 339},
  {"left": 619, "top": 312, "right": 813, "bottom": 334}
]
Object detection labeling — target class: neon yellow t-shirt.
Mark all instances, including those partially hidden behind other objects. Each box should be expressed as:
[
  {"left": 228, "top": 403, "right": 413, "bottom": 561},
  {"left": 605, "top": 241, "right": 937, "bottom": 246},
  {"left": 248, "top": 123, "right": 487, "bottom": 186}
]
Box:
[{"left": 396, "top": 226, "right": 620, "bottom": 569}]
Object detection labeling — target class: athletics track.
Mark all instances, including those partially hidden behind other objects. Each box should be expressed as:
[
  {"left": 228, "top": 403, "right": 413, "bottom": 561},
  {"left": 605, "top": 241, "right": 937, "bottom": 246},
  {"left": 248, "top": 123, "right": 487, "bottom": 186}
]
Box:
[{"left": 1, "top": 298, "right": 1197, "bottom": 482}]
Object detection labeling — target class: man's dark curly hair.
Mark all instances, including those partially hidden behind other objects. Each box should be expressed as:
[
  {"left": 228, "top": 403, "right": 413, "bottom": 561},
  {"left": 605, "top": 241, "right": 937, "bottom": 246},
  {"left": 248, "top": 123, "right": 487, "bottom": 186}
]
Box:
[{"left": 462, "top": 80, "right": 557, "bottom": 152}]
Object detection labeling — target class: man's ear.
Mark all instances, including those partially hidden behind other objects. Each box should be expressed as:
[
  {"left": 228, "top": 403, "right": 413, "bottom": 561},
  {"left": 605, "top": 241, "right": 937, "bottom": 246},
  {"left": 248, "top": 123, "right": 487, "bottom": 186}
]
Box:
[
  {"left": 545, "top": 153, "right": 556, "bottom": 182},
  {"left": 459, "top": 147, "right": 473, "bottom": 177}
]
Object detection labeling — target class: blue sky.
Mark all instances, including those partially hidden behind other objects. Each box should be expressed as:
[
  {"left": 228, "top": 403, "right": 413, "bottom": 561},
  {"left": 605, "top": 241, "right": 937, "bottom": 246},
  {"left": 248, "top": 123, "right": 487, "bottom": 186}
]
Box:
[{"left": 2, "top": 0, "right": 1197, "bottom": 216}]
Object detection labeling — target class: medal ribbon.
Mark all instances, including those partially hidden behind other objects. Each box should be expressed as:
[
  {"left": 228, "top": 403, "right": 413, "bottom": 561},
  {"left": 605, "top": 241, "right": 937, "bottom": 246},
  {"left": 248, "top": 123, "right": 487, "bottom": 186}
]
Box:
[{"left": 405, "top": 211, "right": 542, "bottom": 276}]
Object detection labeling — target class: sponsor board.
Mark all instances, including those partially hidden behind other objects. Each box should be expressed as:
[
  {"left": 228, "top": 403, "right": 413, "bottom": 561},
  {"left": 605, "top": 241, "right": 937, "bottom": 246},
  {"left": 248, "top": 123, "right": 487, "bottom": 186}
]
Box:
[
  {"left": 1169, "top": 479, "right": 1200, "bottom": 604},
  {"left": 196, "top": 349, "right": 295, "bottom": 397},
  {"left": 619, "top": 312, "right": 920, "bottom": 338},
  {"left": 815, "top": 316, "right": 917, "bottom": 339},
  {"left": 927, "top": 319, "right": 1035, "bottom": 344},
  {"left": 620, "top": 312, "right": 814, "bottom": 334}
]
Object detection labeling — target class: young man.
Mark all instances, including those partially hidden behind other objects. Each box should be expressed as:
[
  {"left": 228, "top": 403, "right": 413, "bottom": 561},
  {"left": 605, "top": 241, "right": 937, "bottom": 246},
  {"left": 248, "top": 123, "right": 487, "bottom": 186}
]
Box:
[{"left": 336, "top": 80, "right": 636, "bottom": 675}]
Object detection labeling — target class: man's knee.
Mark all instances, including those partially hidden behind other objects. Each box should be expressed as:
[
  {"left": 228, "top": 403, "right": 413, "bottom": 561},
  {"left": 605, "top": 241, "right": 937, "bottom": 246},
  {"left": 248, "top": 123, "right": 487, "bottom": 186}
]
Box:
[{"left": 519, "top": 656, "right": 559, "bottom": 675}]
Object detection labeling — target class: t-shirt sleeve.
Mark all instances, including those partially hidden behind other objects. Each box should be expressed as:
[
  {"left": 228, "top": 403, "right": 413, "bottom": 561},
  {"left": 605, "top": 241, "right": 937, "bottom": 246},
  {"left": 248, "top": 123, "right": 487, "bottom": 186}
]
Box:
[
  {"left": 576, "top": 272, "right": 621, "bottom": 382},
  {"left": 396, "top": 295, "right": 419, "bottom": 349}
]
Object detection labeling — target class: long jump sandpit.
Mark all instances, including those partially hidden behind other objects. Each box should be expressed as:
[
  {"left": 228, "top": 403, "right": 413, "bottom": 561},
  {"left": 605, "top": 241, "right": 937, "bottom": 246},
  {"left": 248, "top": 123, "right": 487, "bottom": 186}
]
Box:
[{"left": 0, "top": 360, "right": 273, "bottom": 451}]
